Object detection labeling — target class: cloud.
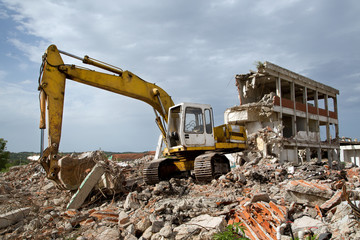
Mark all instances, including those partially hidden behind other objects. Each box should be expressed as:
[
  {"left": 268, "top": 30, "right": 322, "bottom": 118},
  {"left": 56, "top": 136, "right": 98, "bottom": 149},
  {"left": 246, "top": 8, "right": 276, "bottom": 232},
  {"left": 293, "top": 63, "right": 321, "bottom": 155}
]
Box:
[
  {"left": 146, "top": 55, "right": 177, "bottom": 63},
  {"left": 20, "top": 79, "right": 32, "bottom": 84},
  {"left": 347, "top": 73, "right": 360, "bottom": 80},
  {"left": 0, "top": 70, "right": 6, "bottom": 80},
  {"left": 1, "top": 0, "right": 360, "bottom": 151},
  {"left": 346, "top": 96, "right": 360, "bottom": 103},
  {"left": 0, "top": 7, "right": 9, "bottom": 19},
  {"left": 0, "top": 80, "right": 38, "bottom": 116},
  {"left": 7, "top": 38, "right": 49, "bottom": 63},
  {"left": 0, "top": 77, "right": 39, "bottom": 147},
  {"left": 252, "top": 0, "right": 301, "bottom": 16}
]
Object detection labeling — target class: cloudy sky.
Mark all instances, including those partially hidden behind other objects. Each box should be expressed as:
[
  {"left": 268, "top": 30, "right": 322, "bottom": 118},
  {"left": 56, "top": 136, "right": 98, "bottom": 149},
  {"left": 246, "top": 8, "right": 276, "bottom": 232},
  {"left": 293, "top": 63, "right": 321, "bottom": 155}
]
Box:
[{"left": 0, "top": 0, "right": 359, "bottom": 153}]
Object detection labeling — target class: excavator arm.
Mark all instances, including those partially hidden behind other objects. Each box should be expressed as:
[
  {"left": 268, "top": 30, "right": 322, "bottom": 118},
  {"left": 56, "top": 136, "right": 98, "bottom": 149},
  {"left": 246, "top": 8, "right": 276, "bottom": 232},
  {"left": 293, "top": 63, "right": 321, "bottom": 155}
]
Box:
[{"left": 38, "top": 45, "right": 174, "bottom": 187}]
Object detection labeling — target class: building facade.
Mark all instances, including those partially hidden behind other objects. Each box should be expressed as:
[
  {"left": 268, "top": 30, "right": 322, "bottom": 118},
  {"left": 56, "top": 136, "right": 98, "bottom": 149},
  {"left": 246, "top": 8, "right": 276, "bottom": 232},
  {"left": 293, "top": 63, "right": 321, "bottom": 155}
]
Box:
[{"left": 225, "top": 62, "right": 340, "bottom": 164}]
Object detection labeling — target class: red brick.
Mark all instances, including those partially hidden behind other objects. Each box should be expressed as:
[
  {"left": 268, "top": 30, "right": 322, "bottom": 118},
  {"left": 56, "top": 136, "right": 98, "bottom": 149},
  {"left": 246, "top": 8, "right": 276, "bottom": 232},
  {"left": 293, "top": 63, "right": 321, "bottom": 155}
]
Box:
[
  {"left": 320, "top": 190, "right": 343, "bottom": 211},
  {"left": 80, "top": 218, "right": 95, "bottom": 226},
  {"left": 90, "top": 210, "right": 118, "bottom": 221},
  {"left": 229, "top": 201, "right": 286, "bottom": 240},
  {"left": 315, "top": 205, "right": 323, "bottom": 218}
]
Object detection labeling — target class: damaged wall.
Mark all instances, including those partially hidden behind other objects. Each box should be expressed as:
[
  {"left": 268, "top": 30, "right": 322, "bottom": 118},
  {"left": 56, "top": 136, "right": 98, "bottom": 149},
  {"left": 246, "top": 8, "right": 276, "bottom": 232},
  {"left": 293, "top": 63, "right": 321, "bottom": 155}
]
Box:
[
  {"left": 227, "top": 61, "right": 340, "bottom": 164},
  {"left": 340, "top": 138, "right": 360, "bottom": 166}
]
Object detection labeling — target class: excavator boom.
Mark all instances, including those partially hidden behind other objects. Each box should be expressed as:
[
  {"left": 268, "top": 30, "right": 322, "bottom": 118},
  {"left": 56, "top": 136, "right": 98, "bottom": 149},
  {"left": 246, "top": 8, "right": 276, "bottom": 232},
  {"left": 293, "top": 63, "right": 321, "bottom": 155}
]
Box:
[
  {"left": 38, "top": 45, "right": 174, "bottom": 187},
  {"left": 38, "top": 44, "right": 246, "bottom": 189}
]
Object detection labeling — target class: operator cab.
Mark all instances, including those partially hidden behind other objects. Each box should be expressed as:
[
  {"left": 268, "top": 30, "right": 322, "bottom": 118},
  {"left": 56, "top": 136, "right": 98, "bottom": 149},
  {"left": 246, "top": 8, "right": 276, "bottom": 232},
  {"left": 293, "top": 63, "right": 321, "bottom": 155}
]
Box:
[{"left": 167, "top": 103, "right": 215, "bottom": 148}]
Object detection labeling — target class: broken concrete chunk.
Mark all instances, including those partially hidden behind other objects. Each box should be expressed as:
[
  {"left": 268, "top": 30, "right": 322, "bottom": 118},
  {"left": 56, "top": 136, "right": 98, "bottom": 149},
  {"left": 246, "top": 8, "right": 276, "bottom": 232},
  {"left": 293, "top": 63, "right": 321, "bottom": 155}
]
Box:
[
  {"left": 124, "top": 234, "right": 137, "bottom": 240},
  {"left": 149, "top": 232, "right": 163, "bottom": 240},
  {"left": 159, "top": 224, "right": 173, "bottom": 238},
  {"left": 55, "top": 150, "right": 126, "bottom": 193},
  {"left": 292, "top": 216, "right": 328, "bottom": 237},
  {"left": 43, "top": 182, "right": 55, "bottom": 191},
  {"left": 124, "top": 191, "right": 141, "bottom": 210},
  {"left": 153, "top": 181, "right": 172, "bottom": 195},
  {"left": 58, "top": 152, "right": 100, "bottom": 190},
  {"left": 250, "top": 193, "right": 270, "bottom": 203},
  {"left": 118, "top": 211, "right": 130, "bottom": 226},
  {"left": 151, "top": 219, "right": 165, "bottom": 233},
  {"left": 285, "top": 180, "right": 334, "bottom": 206},
  {"left": 317, "top": 232, "right": 333, "bottom": 240},
  {"left": 173, "top": 214, "right": 226, "bottom": 240},
  {"left": 3, "top": 145, "right": 360, "bottom": 239},
  {"left": 320, "top": 190, "right": 343, "bottom": 211},
  {"left": 141, "top": 226, "right": 153, "bottom": 239},
  {"left": 136, "top": 216, "right": 152, "bottom": 233},
  {"left": 95, "top": 227, "right": 120, "bottom": 240},
  {"left": 25, "top": 219, "right": 41, "bottom": 231},
  {"left": 67, "top": 163, "right": 105, "bottom": 210},
  {"left": 52, "top": 197, "right": 63, "bottom": 206},
  {"left": 0, "top": 207, "right": 31, "bottom": 229},
  {"left": 126, "top": 224, "right": 136, "bottom": 236},
  {"left": 331, "top": 201, "right": 357, "bottom": 224}
]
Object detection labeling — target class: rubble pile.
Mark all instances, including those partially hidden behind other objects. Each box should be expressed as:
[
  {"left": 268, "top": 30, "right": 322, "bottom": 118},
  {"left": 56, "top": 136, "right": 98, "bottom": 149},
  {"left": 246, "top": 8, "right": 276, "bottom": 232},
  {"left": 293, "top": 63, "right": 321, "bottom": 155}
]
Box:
[{"left": 1, "top": 150, "right": 360, "bottom": 239}]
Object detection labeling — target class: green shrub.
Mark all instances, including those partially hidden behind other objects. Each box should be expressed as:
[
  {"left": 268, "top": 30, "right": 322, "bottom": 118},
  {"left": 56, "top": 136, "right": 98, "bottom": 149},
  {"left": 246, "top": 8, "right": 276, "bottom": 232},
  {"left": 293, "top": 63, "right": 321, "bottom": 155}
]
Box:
[
  {"left": 0, "top": 138, "right": 10, "bottom": 170},
  {"left": 213, "top": 222, "right": 250, "bottom": 240}
]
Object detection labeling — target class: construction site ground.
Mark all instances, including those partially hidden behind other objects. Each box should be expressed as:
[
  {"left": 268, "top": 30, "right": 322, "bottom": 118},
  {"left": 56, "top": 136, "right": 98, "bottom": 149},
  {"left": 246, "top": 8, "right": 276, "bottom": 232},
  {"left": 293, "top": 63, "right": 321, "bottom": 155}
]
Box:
[{"left": 1, "top": 149, "right": 360, "bottom": 240}]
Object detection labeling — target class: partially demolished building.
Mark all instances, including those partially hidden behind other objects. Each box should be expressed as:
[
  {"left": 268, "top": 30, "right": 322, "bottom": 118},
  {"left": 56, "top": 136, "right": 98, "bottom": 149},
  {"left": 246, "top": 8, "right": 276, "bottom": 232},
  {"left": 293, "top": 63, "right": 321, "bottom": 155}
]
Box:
[
  {"left": 225, "top": 62, "right": 340, "bottom": 164},
  {"left": 340, "top": 137, "right": 360, "bottom": 166}
]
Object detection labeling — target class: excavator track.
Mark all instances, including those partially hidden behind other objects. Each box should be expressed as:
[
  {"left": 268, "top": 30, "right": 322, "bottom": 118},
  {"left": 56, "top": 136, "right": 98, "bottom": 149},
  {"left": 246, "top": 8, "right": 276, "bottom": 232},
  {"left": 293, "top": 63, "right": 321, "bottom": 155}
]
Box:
[
  {"left": 194, "top": 153, "right": 214, "bottom": 182},
  {"left": 194, "top": 152, "right": 230, "bottom": 182},
  {"left": 144, "top": 153, "right": 230, "bottom": 184},
  {"left": 143, "top": 158, "right": 163, "bottom": 185},
  {"left": 143, "top": 157, "right": 182, "bottom": 184}
]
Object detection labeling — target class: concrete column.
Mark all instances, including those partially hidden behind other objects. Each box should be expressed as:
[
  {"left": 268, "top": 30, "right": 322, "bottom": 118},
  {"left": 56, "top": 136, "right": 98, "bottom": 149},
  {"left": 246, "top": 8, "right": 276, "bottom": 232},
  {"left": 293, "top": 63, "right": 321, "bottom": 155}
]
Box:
[
  {"left": 328, "top": 149, "right": 333, "bottom": 168},
  {"left": 276, "top": 76, "right": 281, "bottom": 97},
  {"left": 325, "top": 94, "right": 331, "bottom": 143},
  {"left": 333, "top": 148, "right": 339, "bottom": 161},
  {"left": 340, "top": 147, "right": 345, "bottom": 162},
  {"left": 315, "top": 91, "right": 319, "bottom": 120},
  {"left": 302, "top": 86, "right": 306, "bottom": 104},
  {"left": 334, "top": 96, "right": 339, "bottom": 139},
  {"left": 238, "top": 80, "right": 244, "bottom": 105},
  {"left": 294, "top": 146, "right": 299, "bottom": 165},
  {"left": 317, "top": 147, "right": 322, "bottom": 163},
  {"left": 304, "top": 87, "right": 309, "bottom": 134},
  {"left": 325, "top": 94, "right": 329, "bottom": 112},
  {"left": 333, "top": 95, "right": 338, "bottom": 115},
  {"left": 291, "top": 82, "right": 296, "bottom": 136},
  {"left": 315, "top": 91, "right": 321, "bottom": 152},
  {"left": 326, "top": 123, "right": 331, "bottom": 143},
  {"left": 277, "top": 77, "right": 283, "bottom": 119},
  {"left": 306, "top": 147, "right": 311, "bottom": 162}
]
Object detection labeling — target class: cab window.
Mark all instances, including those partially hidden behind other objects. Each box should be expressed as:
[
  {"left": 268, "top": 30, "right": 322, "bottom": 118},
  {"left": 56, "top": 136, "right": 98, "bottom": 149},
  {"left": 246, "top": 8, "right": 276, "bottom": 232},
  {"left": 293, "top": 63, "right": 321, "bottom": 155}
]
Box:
[{"left": 184, "top": 107, "right": 204, "bottom": 134}]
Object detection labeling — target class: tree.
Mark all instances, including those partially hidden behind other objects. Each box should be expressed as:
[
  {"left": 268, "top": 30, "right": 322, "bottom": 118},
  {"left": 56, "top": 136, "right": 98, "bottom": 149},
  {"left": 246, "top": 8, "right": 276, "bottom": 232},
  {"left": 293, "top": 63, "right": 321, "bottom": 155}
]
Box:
[{"left": 0, "top": 138, "right": 10, "bottom": 170}]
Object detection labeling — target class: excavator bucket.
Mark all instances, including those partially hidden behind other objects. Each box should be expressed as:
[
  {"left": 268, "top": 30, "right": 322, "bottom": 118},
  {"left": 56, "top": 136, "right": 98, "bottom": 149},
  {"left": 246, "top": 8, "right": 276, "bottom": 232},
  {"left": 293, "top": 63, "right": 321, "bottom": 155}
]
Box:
[
  {"left": 56, "top": 152, "right": 98, "bottom": 190},
  {"left": 40, "top": 151, "right": 113, "bottom": 191}
]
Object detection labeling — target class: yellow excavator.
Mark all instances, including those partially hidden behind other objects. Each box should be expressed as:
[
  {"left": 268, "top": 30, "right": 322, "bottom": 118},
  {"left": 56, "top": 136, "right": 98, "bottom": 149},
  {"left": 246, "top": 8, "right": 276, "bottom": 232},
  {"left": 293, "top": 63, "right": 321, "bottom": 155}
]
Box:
[{"left": 38, "top": 44, "right": 246, "bottom": 189}]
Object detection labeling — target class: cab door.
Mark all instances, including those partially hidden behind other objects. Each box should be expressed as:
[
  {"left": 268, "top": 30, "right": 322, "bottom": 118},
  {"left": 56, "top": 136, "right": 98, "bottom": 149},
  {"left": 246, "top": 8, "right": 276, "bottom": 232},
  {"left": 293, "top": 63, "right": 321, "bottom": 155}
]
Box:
[
  {"left": 204, "top": 108, "right": 215, "bottom": 147},
  {"left": 184, "top": 107, "right": 205, "bottom": 146}
]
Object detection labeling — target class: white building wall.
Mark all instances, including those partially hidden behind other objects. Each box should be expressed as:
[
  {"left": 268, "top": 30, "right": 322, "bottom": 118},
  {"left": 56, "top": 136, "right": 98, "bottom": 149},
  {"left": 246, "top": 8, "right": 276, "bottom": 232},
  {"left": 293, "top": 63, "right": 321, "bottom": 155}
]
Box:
[{"left": 340, "top": 145, "right": 360, "bottom": 166}]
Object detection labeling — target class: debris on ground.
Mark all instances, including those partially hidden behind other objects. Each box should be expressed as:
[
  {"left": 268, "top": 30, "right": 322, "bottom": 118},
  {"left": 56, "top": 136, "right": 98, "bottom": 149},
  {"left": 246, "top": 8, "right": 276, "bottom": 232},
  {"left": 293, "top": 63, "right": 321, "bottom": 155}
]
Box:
[{"left": 1, "top": 147, "right": 360, "bottom": 240}]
